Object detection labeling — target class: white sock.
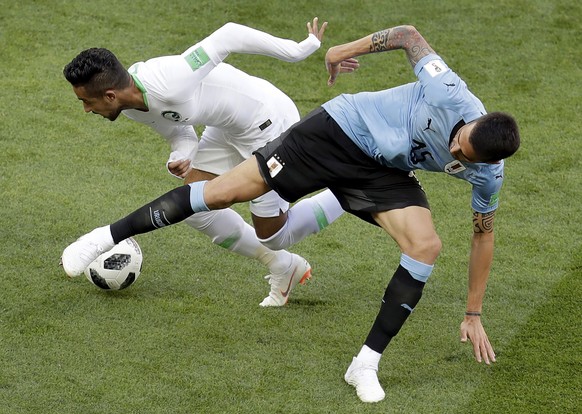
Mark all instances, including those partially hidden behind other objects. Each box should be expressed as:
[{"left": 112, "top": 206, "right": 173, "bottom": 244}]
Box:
[
  {"left": 356, "top": 345, "right": 382, "bottom": 369},
  {"left": 260, "top": 189, "right": 344, "bottom": 250},
  {"left": 184, "top": 210, "right": 292, "bottom": 274}
]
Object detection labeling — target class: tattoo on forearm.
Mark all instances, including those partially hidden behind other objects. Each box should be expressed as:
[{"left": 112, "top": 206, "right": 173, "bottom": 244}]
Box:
[
  {"left": 473, "top": 211, "right": 495, "bottom": 233},
  {"left": 370, "top": 26, "right": 434, "bottom": 67},
  {"left": 370, "top": 29, "right": 391, "bottom": 52}
]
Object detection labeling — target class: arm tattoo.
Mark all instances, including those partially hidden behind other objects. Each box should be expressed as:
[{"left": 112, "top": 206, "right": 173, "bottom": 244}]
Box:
[
  {"left": 370, "top": 29, "right": 391, "bottom": 52},
  {"left": 473, "top": 211, "right": 495, "bottom": 233},
  {"left": 370, "top": 26, "right": 434, "bottom": 68}
]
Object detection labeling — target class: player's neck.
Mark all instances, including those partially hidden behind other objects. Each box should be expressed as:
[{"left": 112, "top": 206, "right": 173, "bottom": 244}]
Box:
[{"left": 121, "top": 76, "right": 148, "bottom": 112}]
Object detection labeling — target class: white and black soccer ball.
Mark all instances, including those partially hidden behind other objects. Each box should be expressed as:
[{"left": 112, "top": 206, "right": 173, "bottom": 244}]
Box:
[{"left": 84, "top": 238, "right": 143, "bottom": 290}]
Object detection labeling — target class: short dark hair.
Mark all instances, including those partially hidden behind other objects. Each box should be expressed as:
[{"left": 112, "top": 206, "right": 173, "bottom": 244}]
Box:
[
  {"left": 469, "top": 112, "right": 520, "bottom": 162},
  {"left": 63, "top": 48, "right": 130, "bottom": 95}
]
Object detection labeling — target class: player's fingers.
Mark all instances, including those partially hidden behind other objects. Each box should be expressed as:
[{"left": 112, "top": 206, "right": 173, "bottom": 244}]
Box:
[
  {"left": 327, "top": 63, "right": 338, "bottom": 86},
  {"left": 341, "top": 59, "right": 359, "bottom": 69},
  {"left": 318, "top": 21, "right": 328, "bottom": 39},
  {"left": 485, "top": 337, "right": 496, "bottom": 363},
  {"left": 307, "top": 17, "right": 318, "bottom": 36},
  {"left": 345, "top": 58, "right": 360, "bottom": 66},
  {"left": 339, "top": 60, "right": 359, "bottom": 73},
  {"left": 481, "top": 343, "right": 490, "bottom": 365},
  {"left": 327, "top": 74, "right": 336, "bottom": 86},
  {"left": 473, "top": 341, "right": 482, "bottom": 363}
]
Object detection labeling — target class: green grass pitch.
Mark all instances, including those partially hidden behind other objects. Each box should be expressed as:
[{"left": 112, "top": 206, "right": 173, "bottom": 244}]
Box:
[{"left": 0, "top": 1, "right": 580, "bottom": 413}]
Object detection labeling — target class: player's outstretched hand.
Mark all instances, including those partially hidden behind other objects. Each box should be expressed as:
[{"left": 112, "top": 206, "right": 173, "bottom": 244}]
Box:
[
  {"left": 325, "top": 46, "right": 360, "bottom": 86},
  {"left": 307, "top": 17, "right": 328, "bottom": 42},
  {"left": 460, "top": 315, "right": 496, "bottom": 365}
]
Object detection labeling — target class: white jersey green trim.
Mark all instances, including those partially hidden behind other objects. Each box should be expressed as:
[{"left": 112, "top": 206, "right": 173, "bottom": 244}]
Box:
[{"left": 130, "top": 73, "right": 149, "bottom": 109}]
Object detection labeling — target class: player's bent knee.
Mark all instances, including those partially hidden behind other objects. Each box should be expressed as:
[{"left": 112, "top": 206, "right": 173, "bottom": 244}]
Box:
[
  {"left": 406, "top": 233, "right": 442, "bottom": 263},
  {"left": 428, "top": 234, "right": 443, "bottom": 257},
  {"left": 259, "top": 232, "right": 288, "bottom": 251},
  {"left": 256, "top": 224, "right": 287, "bottom": 250}
]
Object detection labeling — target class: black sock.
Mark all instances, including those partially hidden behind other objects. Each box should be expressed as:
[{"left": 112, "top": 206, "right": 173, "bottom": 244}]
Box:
[
  {"left": 110, "top": 185, "right": 194, "bottom": 243},
  {"left": 364, "top": 265, "right": 426, "bottom": 353}
]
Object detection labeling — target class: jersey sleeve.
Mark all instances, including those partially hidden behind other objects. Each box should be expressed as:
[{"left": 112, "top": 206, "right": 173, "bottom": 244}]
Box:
[
  {"left": 175, "top": 23, "right": 320, "bottom": 101},
  {"left": 150, "top": 122, "right": 200, "bottom": 178},
  {"left": 470, "top": 162, "right": 504, "bottom": 213},
  {"left": 196, "top": 22, "right": 321, "bottom": 64},
  {"left": 414, "top": 54, "right": 484, "bottom": 122}
]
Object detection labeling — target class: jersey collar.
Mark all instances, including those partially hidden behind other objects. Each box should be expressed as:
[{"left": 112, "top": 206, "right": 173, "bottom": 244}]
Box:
[
  {"left": 448, "top": 119, "right": 466, "bottom": 146},
  {"left": 130, "top": 72, "right": 149, "bottom": 109}
]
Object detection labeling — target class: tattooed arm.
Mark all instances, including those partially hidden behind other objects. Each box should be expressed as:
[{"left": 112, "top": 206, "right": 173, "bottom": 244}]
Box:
[
  {"left": 460, "top": 210, "right": 497, "bottom": 364},
  {"left": 325, "top": 25, "right": 435, "bottom": 85}
]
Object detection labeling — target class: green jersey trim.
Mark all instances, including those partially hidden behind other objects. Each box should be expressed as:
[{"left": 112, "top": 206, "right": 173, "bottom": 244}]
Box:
[{"left": 130, "top": 73, "right": 149, "bottom": 109}]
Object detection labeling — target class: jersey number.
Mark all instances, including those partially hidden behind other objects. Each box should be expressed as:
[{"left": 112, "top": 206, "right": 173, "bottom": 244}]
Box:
[{"left": 411, "top": 139, "right": 434, "bottom": 164}]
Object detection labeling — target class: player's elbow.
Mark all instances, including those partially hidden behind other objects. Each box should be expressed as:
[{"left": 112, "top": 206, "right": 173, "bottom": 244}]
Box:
[
  {"left": 392, "top": 25, "right": 425, "bottom": 50},
  {"left": 210, "top": 22, "right": 241, "bottom": 42},
  {"left": 220, "top": 22, "right": 239, "bottom": 32},
  {"left": 399, "top": 25, "right": 420, "bottom": 36}
]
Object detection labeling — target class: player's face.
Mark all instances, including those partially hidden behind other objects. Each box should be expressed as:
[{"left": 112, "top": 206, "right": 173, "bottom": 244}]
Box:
[
  {"left": 72, "top": 85, "right": 122, "bottom": 121},
  {"left": 450, "top": 123, "right": 479, "bottom": 163}
]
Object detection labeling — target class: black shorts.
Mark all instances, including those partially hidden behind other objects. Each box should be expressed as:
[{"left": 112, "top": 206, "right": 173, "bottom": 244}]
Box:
[{"left": 254, "top": 107, "right": 429, "bottom": 224}]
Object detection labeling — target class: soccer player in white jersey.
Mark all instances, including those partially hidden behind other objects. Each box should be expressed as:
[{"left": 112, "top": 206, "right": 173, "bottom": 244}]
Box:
[
  {"left": 62, "top": 19, "right": 351, "bottom": 307},
  {"left": 62, "top": 25, "right": 520, "bottom": 402}
]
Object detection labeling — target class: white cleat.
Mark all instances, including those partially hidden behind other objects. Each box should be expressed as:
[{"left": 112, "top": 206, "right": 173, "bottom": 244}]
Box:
[
  {"left": 61, "top": 226, "right": 115, "bottom": 277},
  {"left": 344, "top": 356, "right": 386, "bottom": 403},
  {"left": 259, "top": 253, "right": 311, "bottom": 307}
]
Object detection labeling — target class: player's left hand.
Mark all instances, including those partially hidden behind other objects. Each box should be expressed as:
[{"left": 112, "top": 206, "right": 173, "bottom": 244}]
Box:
[
  {"left": 168, "top": 159, "right": 192, "bottom": 179},
  {"left": 325, "top": 48, "right": 360, "bottom": 86},
  {"left": 460, "top": 315, "right": 496, "bottom": 364},
  {"left": 307, "top": 17, "right": 328, "bottom": 42}
]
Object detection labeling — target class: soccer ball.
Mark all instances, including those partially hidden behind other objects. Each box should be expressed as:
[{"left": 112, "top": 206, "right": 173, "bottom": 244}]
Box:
[{"left": 84, "top": 238, "right": 143, "bottom": 290}]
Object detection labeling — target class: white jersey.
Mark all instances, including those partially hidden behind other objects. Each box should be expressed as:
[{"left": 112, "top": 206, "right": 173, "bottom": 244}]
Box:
[
  {"left": 124, "top": 61, "right": 299, "bottom": 165},
  {"left": 121, "top": 22, "right": 321, "bottom": 175}
]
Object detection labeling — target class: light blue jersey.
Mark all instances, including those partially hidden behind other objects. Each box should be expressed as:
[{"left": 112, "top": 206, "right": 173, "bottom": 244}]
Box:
[{"left": 322, "top": 54, "right": 503, "bottom": 213}]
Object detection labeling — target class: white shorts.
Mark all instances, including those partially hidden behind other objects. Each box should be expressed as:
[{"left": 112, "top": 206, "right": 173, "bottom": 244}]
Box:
[
  {"left": 192, "top": 96, "right": 299, "bottom": 175},
  {"left": 247, "top": 189, "right": 289, "bottom": 218},
  {"left": 192, "top": 107, "right": 298, "bottom": 218}
]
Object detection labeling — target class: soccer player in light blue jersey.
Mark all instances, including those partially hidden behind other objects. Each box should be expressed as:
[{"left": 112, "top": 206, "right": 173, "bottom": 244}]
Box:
[{"left": 62, "top": 25, "right": 520, "bottom": 403}]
